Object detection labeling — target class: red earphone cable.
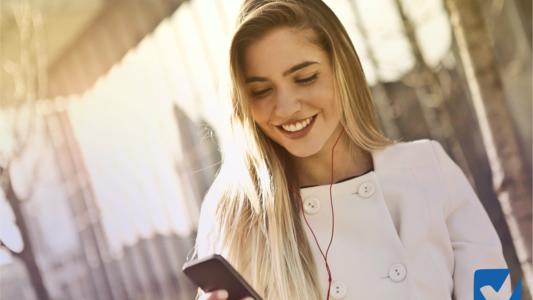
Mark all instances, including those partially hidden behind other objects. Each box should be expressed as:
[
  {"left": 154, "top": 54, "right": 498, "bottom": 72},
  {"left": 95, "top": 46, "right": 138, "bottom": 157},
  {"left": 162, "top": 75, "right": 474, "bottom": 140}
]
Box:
[{"left": 301, "top": 131, "right": 343, "bottom": 300}]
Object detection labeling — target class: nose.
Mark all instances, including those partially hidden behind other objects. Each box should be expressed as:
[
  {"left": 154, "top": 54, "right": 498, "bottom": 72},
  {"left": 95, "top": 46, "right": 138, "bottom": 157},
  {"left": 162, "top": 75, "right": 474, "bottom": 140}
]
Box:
[{"left": 274, "top": 86, "right": 301, "bottom": 118}]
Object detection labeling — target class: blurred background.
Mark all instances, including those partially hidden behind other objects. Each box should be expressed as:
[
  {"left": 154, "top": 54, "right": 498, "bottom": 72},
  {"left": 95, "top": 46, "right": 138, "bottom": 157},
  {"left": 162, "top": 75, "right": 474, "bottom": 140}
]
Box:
[{"left": 0, "top": 0, "right": 530, "bottom": 299}]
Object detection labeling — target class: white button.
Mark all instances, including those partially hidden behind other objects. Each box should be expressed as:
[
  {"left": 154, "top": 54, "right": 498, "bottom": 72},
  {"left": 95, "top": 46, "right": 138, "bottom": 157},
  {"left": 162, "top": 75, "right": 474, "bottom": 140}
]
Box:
[
  {"left": 388, "top": 263, "right": 407, "bottom": 282},
  {"left": 357, "top": 182, "right": 375, "bottom": 198},
  {"left": 331, "top": 280, "right": 347, "bottom": 299},
  {"left": 303, "top": 197, "right": 320, "bottom": 215}
]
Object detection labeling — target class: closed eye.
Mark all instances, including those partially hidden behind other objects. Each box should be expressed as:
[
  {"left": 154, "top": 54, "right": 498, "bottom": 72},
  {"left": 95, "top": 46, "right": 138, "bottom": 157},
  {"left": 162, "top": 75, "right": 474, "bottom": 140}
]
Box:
[
  {"left": 251, "top": 88, "right": 272, "bottom": 98},
  {"left": 296, "top": 73, "right": 318, "bottom": 84}
]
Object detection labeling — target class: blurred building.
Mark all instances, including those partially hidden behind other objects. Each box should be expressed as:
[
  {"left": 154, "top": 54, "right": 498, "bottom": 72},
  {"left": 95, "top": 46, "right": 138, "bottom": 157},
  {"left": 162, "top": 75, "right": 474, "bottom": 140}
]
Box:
[
  {"left": 0, "top": 0, "right": 530, "bottom": 299},
  {"left": 0, "top": 261, "right": 36, "bottom": 300},
  {"left": 1, "top": 0, "right": 214, "bottom": 299}
]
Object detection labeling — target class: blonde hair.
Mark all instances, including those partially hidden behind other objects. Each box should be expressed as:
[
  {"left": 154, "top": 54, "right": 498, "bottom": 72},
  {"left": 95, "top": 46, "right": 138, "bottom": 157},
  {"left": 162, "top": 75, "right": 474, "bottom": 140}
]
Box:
[{"left": 201, "top": 1, "right": 391, "bottom": 299}]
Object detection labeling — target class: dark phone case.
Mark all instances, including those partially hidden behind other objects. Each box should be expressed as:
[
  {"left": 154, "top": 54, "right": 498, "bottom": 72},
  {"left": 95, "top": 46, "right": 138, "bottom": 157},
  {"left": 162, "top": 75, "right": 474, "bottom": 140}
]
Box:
[{"left": 182, "top": 254, "right": 263, "bottom": 300}]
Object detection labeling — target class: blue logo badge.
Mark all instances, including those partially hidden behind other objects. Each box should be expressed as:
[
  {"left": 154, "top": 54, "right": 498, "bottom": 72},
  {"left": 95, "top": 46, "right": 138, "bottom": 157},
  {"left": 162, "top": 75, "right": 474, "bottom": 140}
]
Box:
[{"left": 474, "top": 269, "right": 521, "bottom": 300}]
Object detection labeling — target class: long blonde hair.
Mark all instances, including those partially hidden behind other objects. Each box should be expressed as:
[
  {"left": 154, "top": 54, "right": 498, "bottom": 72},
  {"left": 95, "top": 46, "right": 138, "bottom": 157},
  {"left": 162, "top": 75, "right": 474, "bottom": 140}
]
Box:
[{"left": 203, "top": 1, "right": 391, "bottom": 299}]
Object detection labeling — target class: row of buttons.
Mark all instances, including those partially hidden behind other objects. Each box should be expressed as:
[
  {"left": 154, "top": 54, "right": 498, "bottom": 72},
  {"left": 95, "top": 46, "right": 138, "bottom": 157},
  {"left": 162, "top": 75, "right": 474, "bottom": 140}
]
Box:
[
  {"left": 303, "top": 181, "right": 376, "bottom": 215},
  {"left": 302, "top": 180, "right": 407, "bottom": 299},
  {"left": 328, "top": 264, "right": 407, "bottom": 299}
]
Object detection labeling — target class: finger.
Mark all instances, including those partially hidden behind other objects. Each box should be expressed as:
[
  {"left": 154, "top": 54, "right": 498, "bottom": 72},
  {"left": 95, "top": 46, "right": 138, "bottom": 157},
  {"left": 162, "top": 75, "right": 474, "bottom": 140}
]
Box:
[
  {"left": 216, "top": 290, "right": 229, "bottom": 299},
  {"left": 203, "top": 289, "right": 229, "bottom": 300}
]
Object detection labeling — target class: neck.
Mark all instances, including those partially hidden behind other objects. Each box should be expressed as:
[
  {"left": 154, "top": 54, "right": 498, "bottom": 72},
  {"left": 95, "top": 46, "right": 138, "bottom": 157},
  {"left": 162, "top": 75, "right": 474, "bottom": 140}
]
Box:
[{"left": 292, "top": 127, "right": 374, "bottom": 188}]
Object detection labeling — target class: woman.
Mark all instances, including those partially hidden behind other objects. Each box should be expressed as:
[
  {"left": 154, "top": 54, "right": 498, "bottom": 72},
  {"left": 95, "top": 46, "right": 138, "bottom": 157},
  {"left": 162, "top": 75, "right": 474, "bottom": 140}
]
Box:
[{"left": 191, "top": 0, "right": 510, "bottom": 299}]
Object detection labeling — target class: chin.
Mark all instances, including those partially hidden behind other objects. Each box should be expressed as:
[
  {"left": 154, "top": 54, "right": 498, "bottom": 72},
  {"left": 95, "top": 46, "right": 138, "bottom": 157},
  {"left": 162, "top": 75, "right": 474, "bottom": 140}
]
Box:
[{"left": 284, "top": 144, "right": 321, "bottom": 158}]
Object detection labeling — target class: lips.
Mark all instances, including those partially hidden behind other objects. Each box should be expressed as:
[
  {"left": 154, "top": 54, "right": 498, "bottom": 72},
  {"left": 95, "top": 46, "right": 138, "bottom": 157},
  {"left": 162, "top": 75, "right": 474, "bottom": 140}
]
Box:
[
  {"left": 280, "top": 115, "right": 314, "bottom": 132},
  {"left": 277, "top": 114, "right": 317, "bottom": 139}
]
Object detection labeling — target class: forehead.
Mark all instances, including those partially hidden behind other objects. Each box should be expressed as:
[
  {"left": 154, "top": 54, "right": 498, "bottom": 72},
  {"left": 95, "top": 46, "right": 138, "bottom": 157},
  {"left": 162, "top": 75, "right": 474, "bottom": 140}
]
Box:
[{"left": 243, "top": 27, "right": 326, "bottom": 76}]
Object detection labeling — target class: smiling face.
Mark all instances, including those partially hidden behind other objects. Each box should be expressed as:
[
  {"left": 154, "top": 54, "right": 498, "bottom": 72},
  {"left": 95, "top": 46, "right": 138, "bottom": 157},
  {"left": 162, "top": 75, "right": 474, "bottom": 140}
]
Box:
[{"left": 243, "top": 27, "right": 342, "bottom": 158}]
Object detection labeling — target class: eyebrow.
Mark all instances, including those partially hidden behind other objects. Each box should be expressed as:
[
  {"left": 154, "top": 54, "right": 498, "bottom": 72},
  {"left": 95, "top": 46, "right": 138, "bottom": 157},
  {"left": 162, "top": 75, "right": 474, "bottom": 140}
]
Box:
[{"left": 245, "top": 61, "right": 319, "bottom": 83}]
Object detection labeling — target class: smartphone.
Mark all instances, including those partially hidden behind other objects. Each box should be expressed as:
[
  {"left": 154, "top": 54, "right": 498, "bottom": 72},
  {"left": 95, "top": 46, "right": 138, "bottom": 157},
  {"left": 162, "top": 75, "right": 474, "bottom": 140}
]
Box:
[{"left": 182, "top": 254, "right": 263, "bottom": 300}]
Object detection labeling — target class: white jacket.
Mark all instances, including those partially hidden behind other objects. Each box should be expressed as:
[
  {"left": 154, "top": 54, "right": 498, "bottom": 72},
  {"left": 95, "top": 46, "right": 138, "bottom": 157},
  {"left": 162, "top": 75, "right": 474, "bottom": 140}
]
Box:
[{"left": 195, "top": 139, "right": 510, "bottom": 299}]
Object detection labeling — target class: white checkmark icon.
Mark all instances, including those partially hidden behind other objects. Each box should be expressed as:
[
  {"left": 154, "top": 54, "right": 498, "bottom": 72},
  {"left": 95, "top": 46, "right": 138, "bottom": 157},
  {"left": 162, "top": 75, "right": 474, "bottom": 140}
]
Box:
[{"left": 479, "top": 274, "right": 512, "bottom": 300}]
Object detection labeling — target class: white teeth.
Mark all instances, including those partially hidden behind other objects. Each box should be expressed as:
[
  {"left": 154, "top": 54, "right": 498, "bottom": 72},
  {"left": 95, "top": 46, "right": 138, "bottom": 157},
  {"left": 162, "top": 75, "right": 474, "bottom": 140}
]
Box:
[{"left": 281, "top": 116, "right": 313, "bottom": 132}]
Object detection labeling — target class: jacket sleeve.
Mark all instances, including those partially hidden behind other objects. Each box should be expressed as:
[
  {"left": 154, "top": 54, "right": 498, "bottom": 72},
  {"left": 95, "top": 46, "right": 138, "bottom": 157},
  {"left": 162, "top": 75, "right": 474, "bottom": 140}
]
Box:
[
  {"left": 190, "top": 196, "right": 220, "bottom": 299},
  {"left": 194, "top": 195, "right": 220, "bottom": 259},
  {"left": 430, "top": 140, "right": 511, "bottom": 300}
]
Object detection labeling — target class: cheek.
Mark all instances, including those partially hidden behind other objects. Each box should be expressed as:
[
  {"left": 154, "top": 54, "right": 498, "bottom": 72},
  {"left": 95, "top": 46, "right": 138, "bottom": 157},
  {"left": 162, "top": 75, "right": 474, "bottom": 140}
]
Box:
[
  {"left": 309, "top": 81, "right": 336, "bottom": 111},
  {"left": 251, "top": 100, "right": 274, "bottom": 125},
  {"left": 323, "top": 78, "right": 338, "bottom": 109}
]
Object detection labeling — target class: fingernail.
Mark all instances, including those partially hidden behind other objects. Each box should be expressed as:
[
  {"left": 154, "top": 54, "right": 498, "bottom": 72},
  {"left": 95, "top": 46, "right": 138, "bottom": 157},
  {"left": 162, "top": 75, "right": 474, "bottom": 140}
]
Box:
[{"left": 217, "top": 290, "right": 229, "bottom": 299}]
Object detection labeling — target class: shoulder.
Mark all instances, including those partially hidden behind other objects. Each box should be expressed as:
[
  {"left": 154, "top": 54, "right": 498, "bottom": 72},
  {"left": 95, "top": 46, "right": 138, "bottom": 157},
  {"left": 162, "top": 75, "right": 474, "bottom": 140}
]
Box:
[
  {"left": 195, "top": 185, "right": 223, "bottom": 258},
  {"left": 198, "top": 171, "right": 227, "bottom": 226},
  {"left": 373, "top": 138, "right": 446, "bottom": 170}
]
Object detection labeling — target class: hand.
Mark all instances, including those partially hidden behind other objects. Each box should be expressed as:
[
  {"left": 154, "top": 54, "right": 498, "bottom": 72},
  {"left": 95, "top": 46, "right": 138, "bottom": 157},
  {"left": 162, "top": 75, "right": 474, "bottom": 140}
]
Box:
[{"left": 199, "top": 289, "right": 254, "bottom": 300}]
